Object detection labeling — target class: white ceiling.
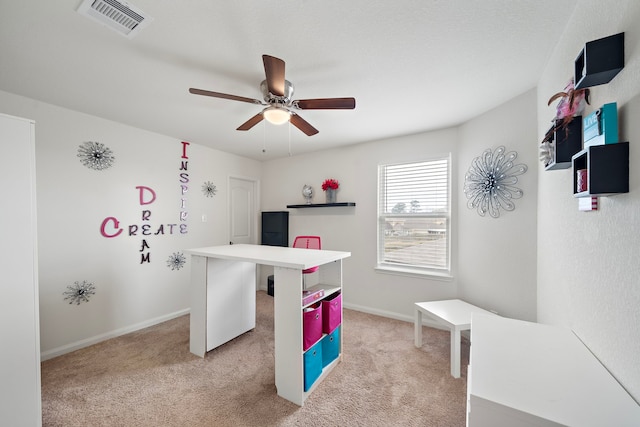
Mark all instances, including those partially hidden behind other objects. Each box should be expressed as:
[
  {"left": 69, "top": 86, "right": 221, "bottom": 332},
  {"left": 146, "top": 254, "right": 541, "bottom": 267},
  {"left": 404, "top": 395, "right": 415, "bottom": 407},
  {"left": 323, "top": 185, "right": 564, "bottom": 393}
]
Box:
[{"left": 0, "top": 0, "right": 577, "bottom": 161}]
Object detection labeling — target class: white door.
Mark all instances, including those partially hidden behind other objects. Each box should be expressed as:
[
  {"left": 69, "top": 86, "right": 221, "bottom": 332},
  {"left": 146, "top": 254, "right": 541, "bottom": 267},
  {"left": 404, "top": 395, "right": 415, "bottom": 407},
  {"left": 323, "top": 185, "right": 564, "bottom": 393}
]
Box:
[{"left": 229, "top": 177, "right": 258, "bottom": 245}]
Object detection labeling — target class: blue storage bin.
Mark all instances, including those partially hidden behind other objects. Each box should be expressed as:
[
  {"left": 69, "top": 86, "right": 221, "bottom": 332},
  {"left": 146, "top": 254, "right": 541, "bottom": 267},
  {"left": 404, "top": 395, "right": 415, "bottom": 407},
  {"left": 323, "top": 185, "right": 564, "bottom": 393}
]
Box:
[
  {"left": 321, "top": 325, "right": 340, "bottom": 368},
  {"left": 304, "top": 340, "right": 323, "bottom": 391}
]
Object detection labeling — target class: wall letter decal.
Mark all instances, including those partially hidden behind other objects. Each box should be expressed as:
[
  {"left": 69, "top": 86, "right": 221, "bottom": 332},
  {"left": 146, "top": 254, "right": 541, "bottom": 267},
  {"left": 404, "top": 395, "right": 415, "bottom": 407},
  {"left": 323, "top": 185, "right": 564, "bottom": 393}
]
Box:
[
  {"left": 181, "top": 141, "right": 190, "bottom": 159},
  {"left": 136, "top": 186, "right": 157, "bottom": 205},
  {"left": 140, "top": 240, "right": 150, "bottom": 252},
  {"left": 100, "top": 217, "right": 123, "bottom": 238}
]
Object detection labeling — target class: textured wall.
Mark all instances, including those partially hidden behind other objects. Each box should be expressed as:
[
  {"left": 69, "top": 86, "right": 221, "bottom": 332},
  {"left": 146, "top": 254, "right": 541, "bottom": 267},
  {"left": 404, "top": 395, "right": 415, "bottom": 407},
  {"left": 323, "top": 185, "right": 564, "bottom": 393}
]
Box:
[
  {"left": 537, "top": 0, "right": 640, "bottom": 401},
  {"left": 458, "top": 89, "right": 539, "bottom": 321},
  {"left": 261, "top": 90, "right": 539, "bottom": 324},
  {"left": 0, "top": 90, "right": 261, "bottom": 357}
]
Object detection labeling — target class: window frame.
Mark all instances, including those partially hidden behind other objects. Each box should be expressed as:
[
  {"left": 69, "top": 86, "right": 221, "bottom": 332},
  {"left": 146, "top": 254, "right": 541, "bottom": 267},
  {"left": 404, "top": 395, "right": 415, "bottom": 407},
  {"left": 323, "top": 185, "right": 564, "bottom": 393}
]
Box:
[{"left": 376, "top": 155, "right": 452, "bottom": 279}]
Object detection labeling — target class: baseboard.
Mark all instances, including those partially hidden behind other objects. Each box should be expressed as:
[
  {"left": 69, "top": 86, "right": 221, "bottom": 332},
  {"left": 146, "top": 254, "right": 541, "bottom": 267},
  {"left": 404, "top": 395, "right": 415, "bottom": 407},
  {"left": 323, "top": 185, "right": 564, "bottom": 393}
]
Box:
[
  {"left": 343, "top": 302, "right": 448, "bottom": 331},
  {"left": 40, "top": 308, "right": 190, "bottom": 361}
]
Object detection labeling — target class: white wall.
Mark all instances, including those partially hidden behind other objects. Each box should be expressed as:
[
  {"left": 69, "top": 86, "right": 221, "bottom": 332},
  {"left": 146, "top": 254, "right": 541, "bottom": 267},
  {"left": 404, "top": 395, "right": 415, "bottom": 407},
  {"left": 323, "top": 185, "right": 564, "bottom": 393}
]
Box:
[
  {"left": 261, "top": 128, "right": 460, "bottom": 320},
  {"left": 261, "top": 89, "right": 539, "bottom": 323},
  {"left": 0, "top": 90, "right": 261, "bottom": 358},
  {"left": 537, "top": 0, "right": 640, "bottom": 401},
  {"left": 458, "top": 89, "right": 539, "bottom": 321}
]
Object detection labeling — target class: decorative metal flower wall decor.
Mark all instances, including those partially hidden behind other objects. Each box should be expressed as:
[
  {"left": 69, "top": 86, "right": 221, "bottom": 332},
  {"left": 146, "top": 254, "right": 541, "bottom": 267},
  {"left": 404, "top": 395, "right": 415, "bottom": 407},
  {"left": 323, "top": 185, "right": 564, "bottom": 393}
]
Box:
[
  {"left": 463, "top": 146, "right": 527, "bottom": 218},
  {"left": 63, "top": 280, "right": 96, "bottom": 305},
  {"left": 77, "top": 141, "right": 115, "bottom": 170},
  {"left": 202, "top": 181, "right": 217, "bottom": 197},
  {"left": 166, "top": 252, "right": 187, "bottom": 270}
]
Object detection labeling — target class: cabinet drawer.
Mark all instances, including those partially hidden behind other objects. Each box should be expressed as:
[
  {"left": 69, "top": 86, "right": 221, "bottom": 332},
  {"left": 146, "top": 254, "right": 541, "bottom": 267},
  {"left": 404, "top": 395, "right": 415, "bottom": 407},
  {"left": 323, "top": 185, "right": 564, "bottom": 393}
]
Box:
[
  {"left": 303, "top": 340, "right": 323, "bottom": 391},
  {"left": 322, "top": 292, "right": 342, "bottom": 334},
  {"left": 321, "top": 325, "right": 341, "bottom": 367},
  {"left": 303, "top": 302, "right": 323, "bottom": 351}
]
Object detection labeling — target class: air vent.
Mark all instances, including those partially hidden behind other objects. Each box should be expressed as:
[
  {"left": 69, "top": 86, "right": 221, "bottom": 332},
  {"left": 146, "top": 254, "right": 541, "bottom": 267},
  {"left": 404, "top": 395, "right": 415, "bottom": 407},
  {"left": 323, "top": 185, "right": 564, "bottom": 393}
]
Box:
[{"left": 77, "top": 0, "right": 152, "bottom": 38}]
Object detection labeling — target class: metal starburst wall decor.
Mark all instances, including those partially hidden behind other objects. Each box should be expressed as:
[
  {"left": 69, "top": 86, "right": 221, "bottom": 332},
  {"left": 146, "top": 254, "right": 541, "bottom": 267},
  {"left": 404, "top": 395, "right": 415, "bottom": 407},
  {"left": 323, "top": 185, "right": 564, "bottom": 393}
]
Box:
[
  {"left": 77, "top": 141, "right": 115, "bottom": 170},
  {"left": 202, "top": 181, "right": 217, "bottom": 197},
  {"left": 63, "top": 280, "right": 96, "bottom": 305},
  {"left": 166, "top": 252, "right": 187, "bottom": 270},
  {"left": 463, "top": 146, "right": 527, "bottom": 218}
]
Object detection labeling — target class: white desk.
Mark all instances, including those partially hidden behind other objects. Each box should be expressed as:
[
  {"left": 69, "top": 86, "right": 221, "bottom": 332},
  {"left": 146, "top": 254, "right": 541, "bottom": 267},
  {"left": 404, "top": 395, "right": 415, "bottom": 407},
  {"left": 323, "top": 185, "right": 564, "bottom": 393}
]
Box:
[
  {"left": 414, "top": 299, "right": 495, "bottom": 378},
  {"left": 468, "top": 314, "right": 640, "bottom": 427},
  {"left": 185, "top": 244, "right": 350, "bottom": 406}
]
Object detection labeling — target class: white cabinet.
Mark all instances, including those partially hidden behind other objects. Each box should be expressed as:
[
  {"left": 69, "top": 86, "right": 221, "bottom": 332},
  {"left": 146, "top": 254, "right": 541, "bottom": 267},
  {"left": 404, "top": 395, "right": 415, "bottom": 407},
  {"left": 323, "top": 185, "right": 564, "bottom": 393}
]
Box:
[
  {"left": 467, "top": 314, "right": 640, "bottom": 427},
  {"left": 0, "top": 113, "right": 42, "bottom": 426}
]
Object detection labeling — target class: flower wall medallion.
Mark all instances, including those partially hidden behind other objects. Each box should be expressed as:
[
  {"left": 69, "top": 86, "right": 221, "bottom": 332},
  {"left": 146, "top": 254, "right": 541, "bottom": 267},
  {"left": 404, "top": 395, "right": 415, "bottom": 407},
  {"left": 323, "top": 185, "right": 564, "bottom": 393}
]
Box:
[
  {"left": 63, "top": 280, "right": 96, "bottom": 305},
  {"left": 463, "top": 146, "right": 527, "bottom": 218},
  {"left": 77, "top": 141, "right": 115, "bottom": 170},
  {"left": 167, "top": 252, "right": 187, "bottom": 270},
  {"left": 202, "top": 181, "right": 217, "bottom": 197}
]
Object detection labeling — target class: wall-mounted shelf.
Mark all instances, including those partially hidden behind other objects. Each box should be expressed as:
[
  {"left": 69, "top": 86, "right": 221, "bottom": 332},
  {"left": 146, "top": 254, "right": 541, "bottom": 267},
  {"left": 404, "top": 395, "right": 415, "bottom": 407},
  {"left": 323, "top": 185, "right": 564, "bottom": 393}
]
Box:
[
  {"left": 544, "top": 117, "right": 582, "bottom": 170},
  {"left": 287, "top": 202, "right": 356, "bottom": 208},
  {"left": 574, "top": 32, "right": 624, "bottom": 89},
  {"left": 572, "top": 142, "right": 629, "bottom": 197}
]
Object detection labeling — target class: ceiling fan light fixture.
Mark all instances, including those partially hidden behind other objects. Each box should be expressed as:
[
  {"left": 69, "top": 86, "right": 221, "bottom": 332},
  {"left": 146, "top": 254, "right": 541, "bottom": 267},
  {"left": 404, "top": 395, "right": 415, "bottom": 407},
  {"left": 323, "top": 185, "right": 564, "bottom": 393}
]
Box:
[{"left": 263, "top": 106, "right": 291, "bottom": 125}]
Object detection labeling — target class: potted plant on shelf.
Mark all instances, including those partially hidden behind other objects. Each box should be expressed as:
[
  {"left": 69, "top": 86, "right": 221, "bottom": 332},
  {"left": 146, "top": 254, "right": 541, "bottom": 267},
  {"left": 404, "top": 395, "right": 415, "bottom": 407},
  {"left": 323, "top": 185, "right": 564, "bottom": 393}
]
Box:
[{"left": 322, "top": 178, "right": 339, "bottom": 204}]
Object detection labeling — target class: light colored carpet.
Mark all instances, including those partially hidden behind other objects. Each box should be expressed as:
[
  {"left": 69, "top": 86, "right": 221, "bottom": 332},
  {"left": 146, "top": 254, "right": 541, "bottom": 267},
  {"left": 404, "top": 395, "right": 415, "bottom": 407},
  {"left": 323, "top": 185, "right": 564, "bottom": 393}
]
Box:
[{"left": 41, "top": 291, "right": 468, "bottom": 426}]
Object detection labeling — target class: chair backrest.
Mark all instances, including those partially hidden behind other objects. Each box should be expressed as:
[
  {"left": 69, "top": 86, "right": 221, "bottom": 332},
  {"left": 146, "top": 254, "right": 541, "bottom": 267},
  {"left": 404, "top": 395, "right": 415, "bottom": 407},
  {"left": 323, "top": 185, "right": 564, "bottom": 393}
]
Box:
[{"left": 293, "top": 236, "right": 321, "bottom": 250}]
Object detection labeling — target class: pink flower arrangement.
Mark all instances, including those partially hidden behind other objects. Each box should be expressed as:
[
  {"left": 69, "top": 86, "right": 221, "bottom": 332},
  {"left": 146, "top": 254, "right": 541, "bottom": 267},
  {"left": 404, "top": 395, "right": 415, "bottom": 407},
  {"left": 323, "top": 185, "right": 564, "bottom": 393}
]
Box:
[{"left": 321, "top": 178, "right": 339, "bottom": 191}]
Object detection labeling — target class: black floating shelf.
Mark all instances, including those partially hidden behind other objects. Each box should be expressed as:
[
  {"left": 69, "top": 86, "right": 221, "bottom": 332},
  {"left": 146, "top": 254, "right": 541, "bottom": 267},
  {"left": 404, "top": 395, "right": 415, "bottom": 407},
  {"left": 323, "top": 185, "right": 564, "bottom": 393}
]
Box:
[
  {"left": 286, "top": 202, "right": 356, "bottom": 208},
  {"left": 572, "top": 142, "right": 629, "bottom": 197},
  {"left": 544, "top": 116, "right": 583, "bottom": 170},
  {"left": 574, "top": 32, "right": 624, "bottom": 89}
]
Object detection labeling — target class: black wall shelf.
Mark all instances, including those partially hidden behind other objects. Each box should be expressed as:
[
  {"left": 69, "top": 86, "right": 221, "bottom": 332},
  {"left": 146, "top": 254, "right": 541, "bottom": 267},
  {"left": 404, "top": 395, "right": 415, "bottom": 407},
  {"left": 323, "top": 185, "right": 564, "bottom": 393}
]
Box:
[
  {"left": 287, "top": 202, "right": 356, "bottom": 208},
  {"left": 574, "top": 32, "right": 624, "bottom": 89},
  {"left": 572, "top": 142, "right": 629, "bottom": 197},
  {"left": 544, "top": 117, "right": 583, "bottom": 170}
]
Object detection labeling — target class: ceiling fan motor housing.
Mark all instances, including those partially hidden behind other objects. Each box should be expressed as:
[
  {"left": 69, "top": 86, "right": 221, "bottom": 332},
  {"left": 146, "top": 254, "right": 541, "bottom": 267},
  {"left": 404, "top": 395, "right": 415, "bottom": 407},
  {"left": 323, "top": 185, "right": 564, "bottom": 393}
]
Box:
[{"left": 261, "top": 80, "right": 294, "bottom": 105}]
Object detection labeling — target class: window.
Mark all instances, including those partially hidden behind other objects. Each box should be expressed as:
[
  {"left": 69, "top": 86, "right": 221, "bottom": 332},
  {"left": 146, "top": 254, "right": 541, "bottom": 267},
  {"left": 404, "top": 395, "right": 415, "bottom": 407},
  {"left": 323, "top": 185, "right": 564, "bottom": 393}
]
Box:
[{"left": 377, "top": 156, "right": 450, "bottom": 277}]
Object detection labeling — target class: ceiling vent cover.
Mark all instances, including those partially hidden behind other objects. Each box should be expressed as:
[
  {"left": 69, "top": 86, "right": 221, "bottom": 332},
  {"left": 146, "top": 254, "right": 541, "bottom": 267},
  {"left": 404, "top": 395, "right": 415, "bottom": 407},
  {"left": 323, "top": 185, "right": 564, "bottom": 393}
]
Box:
[{"left": 77, "top": 0, "right": 152, "bottom": 38}]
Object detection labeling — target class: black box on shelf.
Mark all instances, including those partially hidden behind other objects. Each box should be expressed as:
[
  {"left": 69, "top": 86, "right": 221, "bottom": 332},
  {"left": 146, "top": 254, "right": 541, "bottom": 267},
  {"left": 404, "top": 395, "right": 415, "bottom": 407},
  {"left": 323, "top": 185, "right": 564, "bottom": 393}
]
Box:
[
  {"left": 544, "top": 117, "right": 582, "bottom": 170},
  {"left": 574, "top": 32, "right": 624, "bottom": 89}
]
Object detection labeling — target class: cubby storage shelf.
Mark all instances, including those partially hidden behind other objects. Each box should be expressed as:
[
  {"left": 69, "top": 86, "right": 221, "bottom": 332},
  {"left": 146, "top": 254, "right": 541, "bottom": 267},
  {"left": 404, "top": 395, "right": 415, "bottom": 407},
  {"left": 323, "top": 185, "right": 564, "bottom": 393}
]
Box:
[
  {"left": 287, "top": 202, "right": 356, "bottom": 208},
  {"left": 574, "top": 32, "right": 624, "bottom": 89},
  {"left": 572, "top": 142, "right": 629, "bottom": 197},
  {"left": 544, "top": 117, "right": 583, "bottom": 170}
]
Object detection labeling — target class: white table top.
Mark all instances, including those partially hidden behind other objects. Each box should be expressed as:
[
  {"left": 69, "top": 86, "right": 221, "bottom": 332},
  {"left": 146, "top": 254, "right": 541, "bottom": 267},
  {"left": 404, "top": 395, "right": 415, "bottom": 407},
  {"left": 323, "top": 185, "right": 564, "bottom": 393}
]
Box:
[
  {"left": 185, "top": 244, "right": 351, "bottom": 270},
  {"left": 415, "top": 299, "right": 495, "bottom": 328},
  {"left": 470, "top": 313, "right": 640, "bottom": 426}
]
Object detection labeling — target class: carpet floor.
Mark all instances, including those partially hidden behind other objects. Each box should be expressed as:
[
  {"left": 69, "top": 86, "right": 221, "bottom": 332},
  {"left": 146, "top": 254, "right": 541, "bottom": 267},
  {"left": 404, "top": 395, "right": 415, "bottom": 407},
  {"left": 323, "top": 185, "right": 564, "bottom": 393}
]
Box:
[{"left": 41, "top": 291, "right": 468, "bottom": 426}]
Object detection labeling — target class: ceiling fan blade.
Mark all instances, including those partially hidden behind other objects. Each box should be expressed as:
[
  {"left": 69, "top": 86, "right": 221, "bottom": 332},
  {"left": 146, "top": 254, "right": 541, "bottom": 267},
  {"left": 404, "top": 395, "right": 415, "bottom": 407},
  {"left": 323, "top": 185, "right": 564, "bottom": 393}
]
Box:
[
  {"left": 262, "top": 55, "right": 286, "bottom": 97},
  {"left": 189, "top": 88, "right": 262, "bottom": 105},
  {"left": 290, "top": 113, "right": 319, "bottom": 136},
  {"left": 295, "top": 97, "right": 356, "bottom": 110},
  {"left": 237, "top": 113, "right": 264, "bottom": 131}
]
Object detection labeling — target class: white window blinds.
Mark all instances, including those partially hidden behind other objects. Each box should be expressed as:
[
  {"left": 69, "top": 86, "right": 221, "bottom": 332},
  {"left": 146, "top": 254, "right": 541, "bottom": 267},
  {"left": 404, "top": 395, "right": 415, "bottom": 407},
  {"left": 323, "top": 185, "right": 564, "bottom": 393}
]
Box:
[{"left": 378, "top": 157, "right": 450, "bottom": 273}]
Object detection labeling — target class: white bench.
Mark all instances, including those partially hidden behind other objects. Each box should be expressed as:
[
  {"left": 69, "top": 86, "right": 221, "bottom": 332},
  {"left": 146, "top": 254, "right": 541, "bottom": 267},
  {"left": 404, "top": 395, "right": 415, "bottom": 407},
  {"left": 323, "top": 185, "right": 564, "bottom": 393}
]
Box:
[{"left": 414, "top": 299, "right": 496, "bottom": 378}]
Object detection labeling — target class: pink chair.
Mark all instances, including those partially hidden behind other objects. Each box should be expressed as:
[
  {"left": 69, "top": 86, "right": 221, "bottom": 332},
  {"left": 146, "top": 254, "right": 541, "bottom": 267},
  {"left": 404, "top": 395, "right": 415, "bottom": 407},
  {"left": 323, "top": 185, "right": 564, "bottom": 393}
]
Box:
[{"left": 293, "top": 236, "right": 321, "bottom": 286}]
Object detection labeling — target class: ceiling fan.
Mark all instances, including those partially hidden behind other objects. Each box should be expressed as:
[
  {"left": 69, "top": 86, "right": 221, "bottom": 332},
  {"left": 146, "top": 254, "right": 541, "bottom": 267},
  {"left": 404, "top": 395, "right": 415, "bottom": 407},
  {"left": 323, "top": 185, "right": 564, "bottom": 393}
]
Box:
[{"left": 189, "top": 54, "right": 356, "bottom": 136}]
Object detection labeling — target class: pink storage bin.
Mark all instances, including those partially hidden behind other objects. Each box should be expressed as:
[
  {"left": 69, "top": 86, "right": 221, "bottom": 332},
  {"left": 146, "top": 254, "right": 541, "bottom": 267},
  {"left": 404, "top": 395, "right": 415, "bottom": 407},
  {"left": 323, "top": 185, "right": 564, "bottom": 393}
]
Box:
[
  {"left": 322, "top": 292, "right": 342, "bottom": 334},
  {"left": 303, "top": 302, "right": 323, "bottom": 351}
]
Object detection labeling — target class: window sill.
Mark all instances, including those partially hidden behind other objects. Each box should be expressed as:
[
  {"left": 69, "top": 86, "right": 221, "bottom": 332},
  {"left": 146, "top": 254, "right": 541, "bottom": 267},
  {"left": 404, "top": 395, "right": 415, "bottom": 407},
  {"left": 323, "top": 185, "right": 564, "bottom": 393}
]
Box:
[{"left": 374, "top": 265, "right": 453, "bottom": 281}]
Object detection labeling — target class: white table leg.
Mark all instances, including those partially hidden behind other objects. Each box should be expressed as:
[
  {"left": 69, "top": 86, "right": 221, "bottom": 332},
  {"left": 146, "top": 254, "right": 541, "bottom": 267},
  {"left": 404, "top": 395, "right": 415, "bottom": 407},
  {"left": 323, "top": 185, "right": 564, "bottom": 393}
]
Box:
[
  {"left": 414, "top": 308, "right": 423, "bottom": 347},
  {"left": 451, "top": 327, "right": 461, "bottom": 378}
]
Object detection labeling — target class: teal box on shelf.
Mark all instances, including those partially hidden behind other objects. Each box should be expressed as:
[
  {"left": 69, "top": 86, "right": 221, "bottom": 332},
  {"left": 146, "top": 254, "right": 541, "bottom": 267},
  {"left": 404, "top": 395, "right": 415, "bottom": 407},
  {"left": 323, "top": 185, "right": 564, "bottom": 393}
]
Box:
[
  {"left": 303, "top": 340, "right": 323, "bottom": 391},
  {"left": 321, "top": 325, "right": 341, "bottom": 368},
  {"left": 583, "top": 102, "right": 618, "bottom": 148}
]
